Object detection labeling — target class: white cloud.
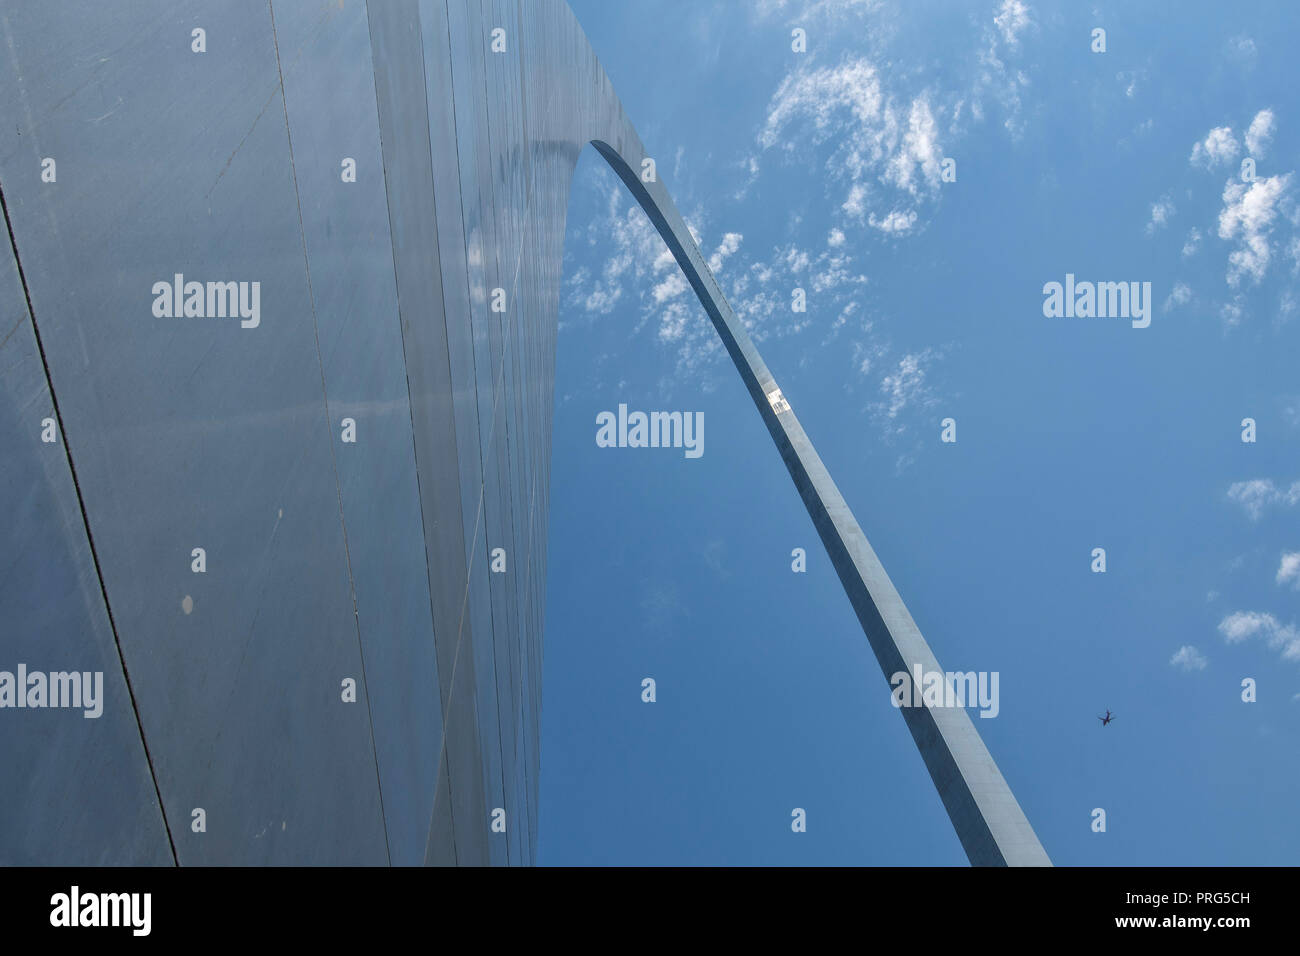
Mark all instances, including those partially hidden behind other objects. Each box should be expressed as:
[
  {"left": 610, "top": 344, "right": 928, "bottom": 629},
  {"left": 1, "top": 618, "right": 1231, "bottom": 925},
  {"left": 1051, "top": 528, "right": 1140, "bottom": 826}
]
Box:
[
  {"left": 828, "top": 227, "right": 846, "bottom": 247},
  {"left": 1245, "top": 108, "right": 1275, "bottom": 156},
  {"left": 1182, "top": 227, "right": 1202, "bottom": 258},
  {"left": 1116, "top": 70, "right": 1142, "bottom": 100},
  {"left": 868, "top": 209, "right": 918, "bottom": 234},
  {"left": 832, "top": 300, "right": 858, "bottom": 331},
  {"left": 855, "top": 353, "right": 872, "bottom": 375},
  {"left": 873, "top": 350, "right": 940, "bottom": 429},
  {"left": 760, "top": 59, "right": 886, "bottom": 151},
  {"left": 1220, "top": 610, "right": 1274, "bottom": 643},
  {"left": 1190, "top": 126, "right": 1240, "bottom": 169},
  {"left": 1218, "top": 174, "right": 1293, "bottom": 286},
  {"left": 1227, "top": 478, "right": 1300, "bottom": 520},
  {"left": 851, "top": 339, "right": 883, "bottom": 376},
  {"left": 656, "top": 300, "right": 693, "bottom": 344},
  {"left": 1219, "top": 611, "right": 1300, "bottom": 661},
  {"left": 1277, "top": 552, "right": 1300, "bottom": 589},
  {"left": 1220, "top": 298, "right": 1245, "bottom": 328},
  {"left": 1163, "top": 282, "right": 1191, "bottom": 312},
  {"left": 754, "top": 0, "right": 881, "bottom": 22},
  {"left": 973, "top": 2, "right": 1033, "bottom": 136},
  {"left": 1284, "top": 397, "right": 1300, "bottom": 428},
  {"left": 810, "top": 254, "right": 868, "bottom": 293},
  {"left": 733, "top": 154, "right": 760, "bottom": 201},
  {"left": 842, "top": 183, "right": 869, "bottom": 218},
  {"left": 583, "top": 286, "right": 622, "bottom": 313},
  {"left": 707, "top": 231, "right": 743, "bottom": 272},
  {"left": 563, "top": 173, "right": 703, "bottom": 346},
  {"left": 1146, "top": 196, "right": 1175, "bottom": 236},
  {"left": 570, "top": 161, "right": 877, "bottom": 378},
  {"left": 754, "top": 0, "right": 1031, "bottom": 238},
  {"left": 652, "top": 272, "right": 689, "bottom": 304},
  {"left": 993, "top": 0, "right": 1031, "bottom": 47},
  {"left": 885, "top": 97, "right": 943, "bottom": 194},
  {"left": 1228, "top": 35, "right": 1257, "bottom": 61},
  {"left": 760, "top": 59, "right": 945, "bottom": 227},
  {"left": 1170, "top": 645, "right": 1208, "bottom": 671}
]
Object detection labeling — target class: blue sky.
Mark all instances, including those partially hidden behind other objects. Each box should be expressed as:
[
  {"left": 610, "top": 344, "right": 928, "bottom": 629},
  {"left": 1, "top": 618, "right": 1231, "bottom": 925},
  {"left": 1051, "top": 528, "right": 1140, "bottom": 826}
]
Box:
[{"left": 539, "top": 0, "right": 1300, "bottom": 865}]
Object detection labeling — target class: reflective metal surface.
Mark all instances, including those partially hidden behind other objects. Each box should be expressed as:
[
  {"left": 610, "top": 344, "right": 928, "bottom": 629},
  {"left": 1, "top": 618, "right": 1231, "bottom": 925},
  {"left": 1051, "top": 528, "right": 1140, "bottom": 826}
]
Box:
[{"left": 0, "top": 0, "right": 1047, "bottom": 865}]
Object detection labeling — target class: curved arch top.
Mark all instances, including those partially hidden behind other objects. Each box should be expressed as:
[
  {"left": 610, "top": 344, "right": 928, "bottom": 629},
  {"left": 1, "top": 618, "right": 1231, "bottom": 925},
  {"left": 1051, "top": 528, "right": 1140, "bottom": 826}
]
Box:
[
  {"left": 0, "top": 0, "right": 1046, "bottom": 865},
  {"left": 585, "top": 143, "right": 1052, "bottom": 867}
]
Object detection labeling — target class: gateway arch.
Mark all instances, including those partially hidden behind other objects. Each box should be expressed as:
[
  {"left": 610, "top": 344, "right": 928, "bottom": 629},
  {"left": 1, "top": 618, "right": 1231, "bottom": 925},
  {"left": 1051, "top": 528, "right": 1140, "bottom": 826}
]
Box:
[{"left": 0, "top": 0, "right": 1049, "bottom": 866}]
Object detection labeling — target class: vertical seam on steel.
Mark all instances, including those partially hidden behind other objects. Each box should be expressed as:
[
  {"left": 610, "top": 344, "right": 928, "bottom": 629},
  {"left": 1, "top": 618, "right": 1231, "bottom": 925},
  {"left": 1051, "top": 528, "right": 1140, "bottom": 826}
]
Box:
[
  {"left": 363, "top": 1, "right": 461, "bottom": 866},
  {"left": 0, "top": 181, "right": 179, "bottom": 866},
  {"left": 477, "top": 0, "right": 523, "bottom": 867},
  {"left": 439, "top": 0, "right": 514, "bottom": 867},
  {"left": 268, "top": 0, "right": 392, "bottom": 866}
]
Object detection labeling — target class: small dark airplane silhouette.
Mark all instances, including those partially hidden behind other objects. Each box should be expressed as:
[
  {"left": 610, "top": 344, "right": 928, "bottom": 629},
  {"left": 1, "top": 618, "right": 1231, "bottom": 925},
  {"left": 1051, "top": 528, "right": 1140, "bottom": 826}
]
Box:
[{"left": 1098, "top": 709, "right": 1114, "bottom": 727}]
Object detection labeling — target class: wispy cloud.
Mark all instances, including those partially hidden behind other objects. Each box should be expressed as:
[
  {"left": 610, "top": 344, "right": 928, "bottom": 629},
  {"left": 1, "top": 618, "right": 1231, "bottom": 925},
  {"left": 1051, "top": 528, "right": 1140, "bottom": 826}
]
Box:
[
  {"left": 759, "top": 59, "right": 887, "bottom": 152},
  {"left": 707, "top": 231, "right": 743, "bottom": 273},
  {"left": 759, "top": 58, "right": 944, "bottom": 232},
  {"left": 871, "top": 349, "right": 943, "bottom": 435},
  {"left": 732, "top": 154, "right": 760, "bottom": 201},
  {"left": 1245, "top": 108, "right": 1275, "bottom": 156},
  {"left": 563, "top": 168, "right": 876, "bottom": 385},
  {"left": 1218, "top": 174, "right": 1294, "bottom": 287},
  {"left": 1170, "top": 645, "right": 1208, "bottom": 671},
  {"left": 1227, "top": 478, "right": 1300, "bottom": 520},
  {"left": 1190, "top": 126, "right": 1240, "bottom": 169},
  {"left": 1146, "top": 196, "right": 1175, "bottom": 236},
  {"left": 640, "top": 580, "right": 690, "bottom": 627},
  {"left": 1277, "top": 552, "right": 1300, "bottom": 590},
  {"left": 701, "top": 538, "right": 728, "bottom": 576},
  {"left": 869, "top": 209, "right": 918, "bottom": 234},
  {"left": 1163, "top": 281, "right": 1192, "bottom": 312},
  {"left": 745, "top": 0, "right": 1034, "bottom": 242},
  {"left": 1282, "top": 395, "right": 1300, "bottom": 428},
  {"left": 1226, "top": 34, "right": 1258, "bottom": 64},
  {"left": 754, "top": 0, "right": 882, "bottom": 22},
  {"left": 1175, "top": 112, "right": 1298, "bottom": 306},
  {"left": 973, "top": 1, "right": 1034, "bottom": 136},
  {"left": 565, "top": 3, "right": 973, "bottom": 450},
  {"left": 1219, "top": 611, "right": 1300, "bottom": 661},
  {"left": 993, "top": 0, "right": 1032, "bottom": 48},
  {"left": 1116, "top": 69, "right": 1144, "bottom": 100},
  {"left": 1220, "top": 297, "right": 1246, "bottom": 328}
]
